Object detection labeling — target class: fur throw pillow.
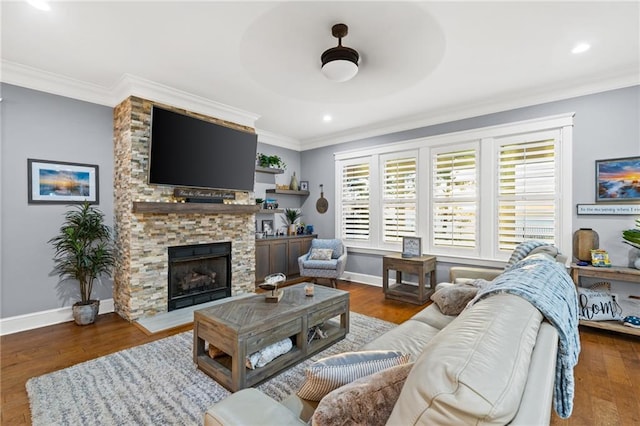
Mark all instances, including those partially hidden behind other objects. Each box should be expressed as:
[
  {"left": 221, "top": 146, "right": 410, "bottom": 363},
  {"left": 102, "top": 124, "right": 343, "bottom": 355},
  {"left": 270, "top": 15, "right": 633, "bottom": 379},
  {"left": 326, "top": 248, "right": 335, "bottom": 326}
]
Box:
[
  {"left": 311, "top": 362, "right": 413, "bottom": 426},
  {"left": 430, "top": 285, "right": 479, "bottom": 316}
]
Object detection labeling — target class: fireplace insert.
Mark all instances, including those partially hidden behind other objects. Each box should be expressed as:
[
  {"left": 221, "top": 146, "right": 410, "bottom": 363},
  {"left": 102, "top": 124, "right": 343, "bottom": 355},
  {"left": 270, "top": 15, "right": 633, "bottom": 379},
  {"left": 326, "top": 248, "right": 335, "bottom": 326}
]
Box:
[{"left": 167, "top": 242, "right": 231, "bottom": 311}]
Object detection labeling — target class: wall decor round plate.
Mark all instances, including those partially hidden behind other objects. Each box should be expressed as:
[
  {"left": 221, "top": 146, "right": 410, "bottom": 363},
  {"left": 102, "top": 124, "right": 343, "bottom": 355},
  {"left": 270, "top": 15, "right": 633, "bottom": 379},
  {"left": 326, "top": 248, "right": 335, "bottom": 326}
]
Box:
[{"left": 316, "top": 184, "right": 328, "bottom": 214}]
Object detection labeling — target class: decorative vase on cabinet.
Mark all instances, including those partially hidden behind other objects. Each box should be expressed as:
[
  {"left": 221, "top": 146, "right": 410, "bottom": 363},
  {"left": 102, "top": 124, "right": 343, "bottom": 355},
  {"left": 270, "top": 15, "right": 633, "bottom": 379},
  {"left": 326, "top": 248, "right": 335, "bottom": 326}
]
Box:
[{"left": 573, "top": 228, "right": 599, "bottom": 262}]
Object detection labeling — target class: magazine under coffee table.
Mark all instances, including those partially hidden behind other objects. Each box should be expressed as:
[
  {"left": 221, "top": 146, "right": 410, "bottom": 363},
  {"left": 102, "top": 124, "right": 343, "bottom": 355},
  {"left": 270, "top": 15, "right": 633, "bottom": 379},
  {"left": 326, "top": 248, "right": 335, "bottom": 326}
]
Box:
[{"left": 193, "top": 283, "right": 350, "bottom": 392}]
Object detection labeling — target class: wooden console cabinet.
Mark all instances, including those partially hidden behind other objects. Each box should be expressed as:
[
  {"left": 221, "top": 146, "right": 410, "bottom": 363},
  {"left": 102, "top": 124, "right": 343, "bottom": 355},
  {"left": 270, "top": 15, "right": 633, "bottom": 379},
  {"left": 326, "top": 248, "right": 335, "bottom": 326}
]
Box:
[{"left": 255, "top": 234, "right": 316, "bottom": 284}]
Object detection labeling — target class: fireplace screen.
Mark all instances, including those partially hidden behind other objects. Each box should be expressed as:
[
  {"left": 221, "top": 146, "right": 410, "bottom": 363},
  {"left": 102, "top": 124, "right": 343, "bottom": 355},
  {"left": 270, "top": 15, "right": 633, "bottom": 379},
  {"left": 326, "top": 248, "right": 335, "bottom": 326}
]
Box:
[{"left": 168, "top": 242, "right": 231, "bottom": 311}]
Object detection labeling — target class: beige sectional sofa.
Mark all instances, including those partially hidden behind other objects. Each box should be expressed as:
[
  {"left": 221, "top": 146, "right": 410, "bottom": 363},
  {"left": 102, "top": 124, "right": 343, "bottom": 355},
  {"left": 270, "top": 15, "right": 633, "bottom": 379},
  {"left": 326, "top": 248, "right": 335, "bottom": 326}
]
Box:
[{"left": 205, "top": 267, "right": 562, "bottom": 425}]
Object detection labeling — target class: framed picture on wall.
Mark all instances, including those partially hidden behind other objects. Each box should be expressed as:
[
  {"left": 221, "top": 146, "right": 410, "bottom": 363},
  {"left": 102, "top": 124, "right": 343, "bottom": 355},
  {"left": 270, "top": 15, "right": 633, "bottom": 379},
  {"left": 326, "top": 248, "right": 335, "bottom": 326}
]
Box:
[
  {"left": 595, "top": 156, "right": 640, "bottom": 202},
  {"left": 27, "top": 159, "right": 99, "bottom": 204}
]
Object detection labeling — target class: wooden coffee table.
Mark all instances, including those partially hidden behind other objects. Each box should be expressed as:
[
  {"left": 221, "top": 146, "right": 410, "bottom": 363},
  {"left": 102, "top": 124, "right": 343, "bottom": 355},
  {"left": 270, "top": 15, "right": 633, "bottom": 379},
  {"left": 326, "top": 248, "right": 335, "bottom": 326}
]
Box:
[{"left": 193, "top": 283, "right": 350, "bottom": 391}]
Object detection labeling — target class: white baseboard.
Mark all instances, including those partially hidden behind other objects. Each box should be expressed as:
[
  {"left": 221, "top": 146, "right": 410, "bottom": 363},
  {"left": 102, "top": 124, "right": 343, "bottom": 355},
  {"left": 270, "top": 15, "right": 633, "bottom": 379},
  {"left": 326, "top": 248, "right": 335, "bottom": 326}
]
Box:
[
  {"left": 0, "top": 275, "right": 392, "bottom": 336},
  {"left": 0, "top": 299, "right": 115, "bottom": 336},
  {"left": 341, "top": 271, "right": 415, "bottom": 287},
  {"left": 341, "top": 271, "right": 384, "bottom": 287}
]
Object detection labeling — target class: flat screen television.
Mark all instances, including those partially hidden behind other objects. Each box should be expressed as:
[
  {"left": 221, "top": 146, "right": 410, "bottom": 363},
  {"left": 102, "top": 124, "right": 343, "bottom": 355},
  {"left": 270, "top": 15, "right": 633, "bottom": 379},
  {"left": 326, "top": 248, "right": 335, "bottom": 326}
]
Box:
[{"left": 148, "top": 106, "right": 257, "bottom": 192}]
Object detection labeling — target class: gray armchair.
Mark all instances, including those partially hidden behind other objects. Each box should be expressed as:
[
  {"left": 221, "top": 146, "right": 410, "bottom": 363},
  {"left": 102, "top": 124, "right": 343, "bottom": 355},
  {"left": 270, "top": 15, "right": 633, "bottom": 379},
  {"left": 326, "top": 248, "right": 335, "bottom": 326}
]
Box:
[{"left": 298, "top": 239, "right": 347, "bottom": 288}]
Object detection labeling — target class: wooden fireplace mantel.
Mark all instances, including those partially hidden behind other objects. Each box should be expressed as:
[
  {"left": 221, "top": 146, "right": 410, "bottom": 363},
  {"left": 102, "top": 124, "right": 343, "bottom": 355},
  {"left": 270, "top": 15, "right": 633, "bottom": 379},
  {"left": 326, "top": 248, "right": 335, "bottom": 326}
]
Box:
[{"left": 132, "top": 202, "right": 261, "bottom": 215}]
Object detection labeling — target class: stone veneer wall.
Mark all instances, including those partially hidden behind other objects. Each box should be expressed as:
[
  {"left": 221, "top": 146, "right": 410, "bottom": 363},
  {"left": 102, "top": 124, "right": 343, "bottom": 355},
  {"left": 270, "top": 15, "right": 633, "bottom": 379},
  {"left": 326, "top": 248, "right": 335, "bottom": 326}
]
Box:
[{"left": 113, "top": 96, "right": 256, "bottom": 321}]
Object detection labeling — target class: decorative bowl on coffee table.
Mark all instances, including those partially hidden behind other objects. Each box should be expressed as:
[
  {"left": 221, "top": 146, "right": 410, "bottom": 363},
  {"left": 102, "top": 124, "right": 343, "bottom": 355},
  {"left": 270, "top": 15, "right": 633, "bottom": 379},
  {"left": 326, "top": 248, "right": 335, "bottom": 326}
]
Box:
[{"left": 260, "top": 273, "right": 286, "bottom": 303}]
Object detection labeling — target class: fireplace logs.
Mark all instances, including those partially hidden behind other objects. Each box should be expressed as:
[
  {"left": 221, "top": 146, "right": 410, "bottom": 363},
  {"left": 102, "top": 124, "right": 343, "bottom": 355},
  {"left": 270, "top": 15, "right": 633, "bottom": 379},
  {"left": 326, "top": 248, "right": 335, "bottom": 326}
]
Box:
[{"left": 179, "top": 270, "right": 217, "bottom": 292}]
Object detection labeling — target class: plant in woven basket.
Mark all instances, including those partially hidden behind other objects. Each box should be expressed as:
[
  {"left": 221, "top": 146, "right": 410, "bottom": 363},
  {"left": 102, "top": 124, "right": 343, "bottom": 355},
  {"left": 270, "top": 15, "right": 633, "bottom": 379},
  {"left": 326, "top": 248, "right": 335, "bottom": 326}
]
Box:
[{"left": 48, "top": 201, "right": 115, "bottom": 325}]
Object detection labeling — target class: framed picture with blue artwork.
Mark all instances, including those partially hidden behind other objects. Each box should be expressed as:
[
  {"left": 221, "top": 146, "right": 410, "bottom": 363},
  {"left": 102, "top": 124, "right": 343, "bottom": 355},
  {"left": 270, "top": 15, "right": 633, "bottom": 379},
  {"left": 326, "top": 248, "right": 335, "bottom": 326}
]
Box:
[
  {"left": 595, "top": 156, "right": 640, "bottom": 202},
  {"left": 28, "top": 159, "right": 99, "bottom": 204}
]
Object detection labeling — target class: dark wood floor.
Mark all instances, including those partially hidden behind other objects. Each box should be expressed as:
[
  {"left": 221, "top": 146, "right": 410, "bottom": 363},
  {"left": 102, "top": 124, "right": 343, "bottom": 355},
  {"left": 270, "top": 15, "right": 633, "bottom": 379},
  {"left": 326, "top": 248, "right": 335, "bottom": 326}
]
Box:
[{"left": 1, "top": 281, "right": 639, "bottom": 425}]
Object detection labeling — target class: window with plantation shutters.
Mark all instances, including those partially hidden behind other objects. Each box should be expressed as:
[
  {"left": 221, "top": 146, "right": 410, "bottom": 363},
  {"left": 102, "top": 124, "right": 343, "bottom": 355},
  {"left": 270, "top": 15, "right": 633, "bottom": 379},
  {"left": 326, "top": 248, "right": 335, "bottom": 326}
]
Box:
[
  {"left": 340, "top": 161, "right": 370, "bottom": 241},
  {"left": 432, "top": 147, "right": 478, "bottom": 249},
  {"left": 334, "top": 113, "right": 572, "bottom": 263},
  {"left": 497, "top": 136, "right": 557, "bottom": 253},
  {"left": 382, "top": 155, "right": 417, "bottom": 243}
]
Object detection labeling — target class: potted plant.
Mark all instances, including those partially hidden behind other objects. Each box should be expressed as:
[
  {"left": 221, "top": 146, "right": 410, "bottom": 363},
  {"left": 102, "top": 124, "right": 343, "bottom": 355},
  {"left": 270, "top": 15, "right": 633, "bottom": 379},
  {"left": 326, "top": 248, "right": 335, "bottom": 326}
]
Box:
[
  {"left": 282, "top": 208, "right": 302, "bottom": 235},
  {"left": 257, "top": 153, "right": 286, "bottom": 170},
  {"left": 49, "top": 201, "right": 115, "bottom": 325}
]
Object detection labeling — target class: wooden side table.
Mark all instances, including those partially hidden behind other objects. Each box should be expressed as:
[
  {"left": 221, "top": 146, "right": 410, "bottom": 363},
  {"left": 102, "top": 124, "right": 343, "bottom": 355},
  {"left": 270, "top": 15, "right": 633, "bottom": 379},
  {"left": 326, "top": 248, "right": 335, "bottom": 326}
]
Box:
[
  {"left": 383, "top": 253, "right": 437, "bottom": 305},
  {"left": 570, "top": 263, "right": 640, "bottom": 337}
]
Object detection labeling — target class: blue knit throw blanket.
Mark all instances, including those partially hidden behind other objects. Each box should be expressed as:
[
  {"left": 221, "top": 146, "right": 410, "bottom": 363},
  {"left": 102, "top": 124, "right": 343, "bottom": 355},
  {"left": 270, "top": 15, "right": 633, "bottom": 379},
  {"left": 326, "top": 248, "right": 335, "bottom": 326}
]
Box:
[{"left": 471, "top": 254, "right": 580, "bottom": 419}]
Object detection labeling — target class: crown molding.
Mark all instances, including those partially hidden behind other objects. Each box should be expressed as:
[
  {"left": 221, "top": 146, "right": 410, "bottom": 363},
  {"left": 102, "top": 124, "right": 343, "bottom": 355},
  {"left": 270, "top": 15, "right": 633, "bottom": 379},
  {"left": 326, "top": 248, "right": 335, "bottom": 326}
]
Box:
[
  {"left": 1, "top": 60, "right": 114, "bottom": 106},
  {"left": 111, "top": 74, "right": 260, "bottom": 128},
  {"left": 300, "top": 70, "right": 640, "bottom": 151},
  {"left": 1, "top": 60, "right": 260, "bottom": 128},
  {"left": 3, "top": 60, "right": 638, "bottom": 151},
  {"left": 255, "top": 128, "right": 302, "bottom": 151}
]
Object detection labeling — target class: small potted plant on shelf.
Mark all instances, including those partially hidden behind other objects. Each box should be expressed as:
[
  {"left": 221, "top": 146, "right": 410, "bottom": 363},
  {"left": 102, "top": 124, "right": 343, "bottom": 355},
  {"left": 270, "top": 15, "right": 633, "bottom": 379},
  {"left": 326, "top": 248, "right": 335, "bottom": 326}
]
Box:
[
  {"left": 283, "top": 208, "right": 302, "bottom": 235},
  {"left": 257, "top": 153, "right": 286, "bottom": 170},
  {"left": 48, "top": 201, "right": 115, "bottom": 325}
]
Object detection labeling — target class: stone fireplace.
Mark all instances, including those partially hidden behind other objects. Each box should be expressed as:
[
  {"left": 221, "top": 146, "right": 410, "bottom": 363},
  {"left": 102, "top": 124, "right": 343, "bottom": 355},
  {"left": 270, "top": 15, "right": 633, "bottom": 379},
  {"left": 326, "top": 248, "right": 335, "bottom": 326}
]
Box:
[{"left": 112, "top": 96, "right": 257, "bottom": 321}]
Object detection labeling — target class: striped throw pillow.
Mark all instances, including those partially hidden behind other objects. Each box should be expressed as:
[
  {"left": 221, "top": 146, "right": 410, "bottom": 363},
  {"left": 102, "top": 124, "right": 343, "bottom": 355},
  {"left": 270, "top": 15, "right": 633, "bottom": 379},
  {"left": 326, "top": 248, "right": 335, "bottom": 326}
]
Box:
[{"left": 297, "top": 350, "right": 411, "bottom": 401}]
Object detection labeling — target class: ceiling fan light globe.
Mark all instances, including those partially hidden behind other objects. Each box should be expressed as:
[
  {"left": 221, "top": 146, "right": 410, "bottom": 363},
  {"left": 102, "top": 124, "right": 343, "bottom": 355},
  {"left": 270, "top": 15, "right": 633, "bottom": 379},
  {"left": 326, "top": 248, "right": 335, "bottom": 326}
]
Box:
[{"left": 321, "top": 60, "right": 358, "bottom": 82}]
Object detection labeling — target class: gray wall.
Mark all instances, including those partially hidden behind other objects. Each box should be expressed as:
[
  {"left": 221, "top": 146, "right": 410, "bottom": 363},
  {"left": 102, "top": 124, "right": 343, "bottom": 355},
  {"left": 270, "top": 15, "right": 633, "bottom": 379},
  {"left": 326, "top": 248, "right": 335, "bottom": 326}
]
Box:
[
  {"left": 2, "top": 83, "right": 638, "bottom": 319},
  {"left": 301, "top": 86, "right": 640, "bottom": 282},
  {"left": 1, "top": 84, "right": 114, "bottom": 318}
]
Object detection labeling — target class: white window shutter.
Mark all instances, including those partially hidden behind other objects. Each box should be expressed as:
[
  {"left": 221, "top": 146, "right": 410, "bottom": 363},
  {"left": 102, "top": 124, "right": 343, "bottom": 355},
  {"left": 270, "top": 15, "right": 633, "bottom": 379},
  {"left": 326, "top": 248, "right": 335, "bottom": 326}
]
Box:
[
  {"left": 497, "top": 139, "right": 556, "bottom": 252},
  {"left": 340, "top": 162, "right": 370, "bottom": 241},
  {"left": 382, "top": 156, "right": 417, "bottom": 243},
  {"left": 432, "top": 148, "right": 478, "bottom": 248}
]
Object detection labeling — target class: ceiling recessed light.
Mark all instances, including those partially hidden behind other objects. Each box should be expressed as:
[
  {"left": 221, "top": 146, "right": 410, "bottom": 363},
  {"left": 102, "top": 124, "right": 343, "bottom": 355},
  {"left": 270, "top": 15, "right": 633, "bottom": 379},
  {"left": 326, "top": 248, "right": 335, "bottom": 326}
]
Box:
[
  {"left": 323, "top": 115, "right": 332, "bottom": 122},
  {"left": 26, "top": 0, "right": 50, "bottom": 11},
  {"left": 571, "top": 43, "right": 591, "bottom": 54}
]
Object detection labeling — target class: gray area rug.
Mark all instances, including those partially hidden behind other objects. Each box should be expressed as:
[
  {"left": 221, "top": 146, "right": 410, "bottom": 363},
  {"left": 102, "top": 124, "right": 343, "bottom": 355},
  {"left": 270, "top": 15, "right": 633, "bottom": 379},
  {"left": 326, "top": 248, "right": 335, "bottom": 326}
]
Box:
[{"left": 26, "top": 312, "right": 395, "bottom": 426}]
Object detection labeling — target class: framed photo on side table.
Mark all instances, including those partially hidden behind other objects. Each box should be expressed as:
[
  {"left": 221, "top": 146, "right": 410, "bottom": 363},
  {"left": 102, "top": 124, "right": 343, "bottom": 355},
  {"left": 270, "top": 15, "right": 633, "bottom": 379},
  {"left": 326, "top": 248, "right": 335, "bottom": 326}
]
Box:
[
  {"left": 595, "top": 156, "right": 640, "bottom": 202},
  {"left": 28, "top": 159, "right": 99, "bottom": 204},
  {"left": 300, "top": 181, "right": 309, "bottom": 191},
  {"left": 402, "top": 236, "right": 422, "bottom": 258}
]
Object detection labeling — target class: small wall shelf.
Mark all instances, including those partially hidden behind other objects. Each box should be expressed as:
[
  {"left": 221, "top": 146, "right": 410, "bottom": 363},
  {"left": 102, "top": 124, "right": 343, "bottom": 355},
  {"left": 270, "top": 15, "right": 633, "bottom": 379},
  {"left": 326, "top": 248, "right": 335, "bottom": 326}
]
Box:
[
  {"left": 266, "top": 189, "right": 310, "bottom": 196},
  {"left": 256, "top": 166, "right": 284, "bottom": 174},
  {"left": 256, "top": 208, "right": 284, "bottom": 214}
]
